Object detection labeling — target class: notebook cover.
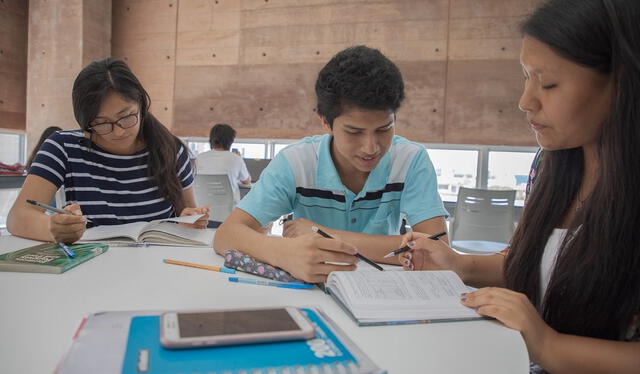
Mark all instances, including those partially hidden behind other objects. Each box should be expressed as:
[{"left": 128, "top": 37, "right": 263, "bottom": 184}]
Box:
[
  {"left": 121, "top": 308, "right": 367, "bottom": 374},
  {"left": 0, "top": 243, "right": 109, "bottom": 274}
]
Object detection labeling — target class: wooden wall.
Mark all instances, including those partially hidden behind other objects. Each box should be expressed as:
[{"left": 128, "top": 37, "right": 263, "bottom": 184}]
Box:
[
  {"left": 25, "top": 0, "right": 111, "bottom": 155},
  {"left": 112, "top": 0, "right": 540, "bottom": 146},
  {"left": 1, "top": 0, "right": 542, "bottom": 147},
  {"left": 0, "top": 0, "right": 28, "bottom": 131}
]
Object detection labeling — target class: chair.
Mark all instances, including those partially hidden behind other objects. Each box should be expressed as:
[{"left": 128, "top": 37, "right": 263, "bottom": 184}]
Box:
[
  {"left": 194, "top": 174, "right": 235, "bottom": 223},
  {"left": 449, "top": 187, "right": 516, "bottom": 254}
]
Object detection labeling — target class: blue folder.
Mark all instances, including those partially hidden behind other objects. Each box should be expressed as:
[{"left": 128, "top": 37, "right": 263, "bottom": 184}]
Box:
[{"left": 121, "top": 308, "right": 376, "bottom": 374}]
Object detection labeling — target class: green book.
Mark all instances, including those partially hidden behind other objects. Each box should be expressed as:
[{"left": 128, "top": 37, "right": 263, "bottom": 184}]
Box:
[{"left": 0, "top": 243, "right": 109, "bottom": 274}]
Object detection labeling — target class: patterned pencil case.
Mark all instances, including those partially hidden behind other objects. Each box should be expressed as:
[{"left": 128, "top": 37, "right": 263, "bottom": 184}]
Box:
[{"left": 223, "top": 249, "right": 302, "bottom": 283}]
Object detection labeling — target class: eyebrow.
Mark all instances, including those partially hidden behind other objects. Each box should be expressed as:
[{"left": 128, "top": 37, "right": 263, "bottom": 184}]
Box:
[
  {"left": 344, "top": 120, "right": 394, "bottom": 131},
  {"left": 94, "top": 106, "right": 134, "bottom": 120}
]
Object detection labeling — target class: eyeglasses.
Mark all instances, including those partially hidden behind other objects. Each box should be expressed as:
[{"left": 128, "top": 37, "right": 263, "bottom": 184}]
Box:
[{"left": 88, "top": 113, "right": 139, "bottom": 135}]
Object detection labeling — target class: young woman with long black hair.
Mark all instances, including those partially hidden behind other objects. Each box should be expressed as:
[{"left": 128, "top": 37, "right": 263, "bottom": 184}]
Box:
[
  {"left": 399, "top": 0, "right": 640, "bottom": 372},
  {"left": 8, "top": 58, "right": 209, "bottom": 243}
]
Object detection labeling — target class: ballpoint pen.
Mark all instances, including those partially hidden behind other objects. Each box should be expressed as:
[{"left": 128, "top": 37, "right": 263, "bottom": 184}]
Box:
[
  {"left": 382, "top": 231, "right": 448, "bottom": 258},
  {"left": 26, "top": 199, "right": 93, "bottom": 223},
  {"left": 57, "top": 242, "right": 76, "bottom": 258},
  {"left": 228, "top": 276, "right": 314, "bottom": 289},
  {"left": 311, "top": 226, "right": 384, "bottom": 271}
]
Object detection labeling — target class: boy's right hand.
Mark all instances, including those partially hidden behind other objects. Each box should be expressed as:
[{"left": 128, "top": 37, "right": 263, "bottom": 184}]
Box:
[
  {"left": 49, "top": 203, "right": 87, "bottom": 243},
  {"left": 398, "top": 231, "right": 461, "bottom": 273},
  {"left": 278, "top": 233, "right": 359, "bottom": 283}
]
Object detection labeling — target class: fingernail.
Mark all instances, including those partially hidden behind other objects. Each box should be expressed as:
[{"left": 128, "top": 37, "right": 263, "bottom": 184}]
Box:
[
  {"left": 460, "top": 297, "right": 467, "bottom": 302},
  {"left": 408, "top": 264, "right": 414, "bottom": 271},
  {"left": 461, "top": 292, "right": 467, "bottom": 296},
  {"left": 406, "top": 253, "right": 412, "bottom": 260},
  {"left": 407, "top": 241, "right": 416, "bottom": 247}
]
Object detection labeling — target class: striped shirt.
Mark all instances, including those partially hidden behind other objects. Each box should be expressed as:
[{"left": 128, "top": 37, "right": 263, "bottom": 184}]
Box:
[
  {"left": 29, "top": 130, "right": 194, "bottom": 226},
  {"left": 237, "top": 134, "right": 448, "bottom": 234}
]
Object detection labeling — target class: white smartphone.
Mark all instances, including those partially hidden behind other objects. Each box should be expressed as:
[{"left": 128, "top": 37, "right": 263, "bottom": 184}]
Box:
[{"left": 159, "top": 307, "right": 316, "bottom": 349}]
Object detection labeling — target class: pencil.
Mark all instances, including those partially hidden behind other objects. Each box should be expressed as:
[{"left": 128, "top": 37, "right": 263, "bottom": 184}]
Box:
[
  {"left": 163, "top": 259, "right": 236, "bottom": 274},
  {"left": 311, "top": 226, "right": 384, "bottom": 271},
  {"left": 382, "top": 231, "right": 448, "bottom": 258}
]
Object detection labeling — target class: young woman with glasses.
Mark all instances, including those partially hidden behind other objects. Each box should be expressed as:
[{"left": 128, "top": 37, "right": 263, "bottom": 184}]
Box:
[{"left": 8, "top": 58, "right": 209, "bottom": 243}]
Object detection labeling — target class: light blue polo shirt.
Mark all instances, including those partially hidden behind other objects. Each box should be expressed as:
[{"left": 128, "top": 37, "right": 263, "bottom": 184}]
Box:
[{"left": 237, "top": 135, "right": 448, "bottom": 235}]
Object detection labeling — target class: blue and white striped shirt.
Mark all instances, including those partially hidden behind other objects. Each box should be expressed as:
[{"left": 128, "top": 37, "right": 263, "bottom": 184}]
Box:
[
  {"left": 237, "top": 134, "right": 448, "bottom": 234},
  {"left": 29, "top": 130, "right": 194, "bottom": 226}
]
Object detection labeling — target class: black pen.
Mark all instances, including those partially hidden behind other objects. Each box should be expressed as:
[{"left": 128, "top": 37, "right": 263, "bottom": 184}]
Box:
[
  {"left": 311, "top": 226, "right": 384, "bottom": 271},
  {"left": 383, "top": 231, "right": 447, "bottom": 258},
  {"left": 26, "top": 199, "right": 93, "bottom": 223}
]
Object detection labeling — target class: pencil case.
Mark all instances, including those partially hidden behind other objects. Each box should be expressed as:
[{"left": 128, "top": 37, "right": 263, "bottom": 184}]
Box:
[{"left": 222, "top": 249, "right": 302, "bottom": 283}]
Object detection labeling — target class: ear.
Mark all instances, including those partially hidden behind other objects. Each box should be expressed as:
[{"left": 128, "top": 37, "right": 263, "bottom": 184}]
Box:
[{"left": 318, "top": 114, "right": 332, "bottom": 133}]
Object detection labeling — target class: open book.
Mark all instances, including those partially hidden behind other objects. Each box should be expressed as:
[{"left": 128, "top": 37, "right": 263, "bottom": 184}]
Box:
[
  {"left": 80, "top": 215, "right": 214, "bottom": 246},
  {"left": 326, "top": 270, "right": 481, "bottom": 326}
]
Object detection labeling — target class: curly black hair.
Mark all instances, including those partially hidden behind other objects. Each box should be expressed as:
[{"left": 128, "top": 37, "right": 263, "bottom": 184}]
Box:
[{"left": 315, "top": 45, "right": 405, "bottom": 128}]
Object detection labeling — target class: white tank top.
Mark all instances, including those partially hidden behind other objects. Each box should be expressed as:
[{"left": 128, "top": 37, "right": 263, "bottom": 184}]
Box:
[{"left": 540, "top": 228, "right": 568, "bottom": 300}]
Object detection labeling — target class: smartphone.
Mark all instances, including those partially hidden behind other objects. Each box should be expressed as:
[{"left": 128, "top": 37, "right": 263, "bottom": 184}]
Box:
[{"left": 160, "top": 307, "right": 315, "bottom": 349}]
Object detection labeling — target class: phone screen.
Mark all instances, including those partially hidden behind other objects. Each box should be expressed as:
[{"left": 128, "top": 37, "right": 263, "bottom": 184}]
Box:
[{"left": 177, "top": 308, "right": 300, "bottom": 338}]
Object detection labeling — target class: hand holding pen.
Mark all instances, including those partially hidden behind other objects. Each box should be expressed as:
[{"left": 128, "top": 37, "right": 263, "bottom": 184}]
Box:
[
  {"left": 27, "top": 200, "right": 90, "bottom": 244},
  {"left": 393, "top": 231, "right": 457, "bottom": 272},
  {"left": 311, "top": 226, "right": 384, "bottom": 271}
]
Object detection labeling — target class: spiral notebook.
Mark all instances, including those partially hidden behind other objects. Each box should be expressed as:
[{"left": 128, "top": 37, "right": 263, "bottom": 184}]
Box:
[
  {"left": 55, "top": 308, "right": 383, "bottom": 374},
  {"left": 121, "top": 308, "right": 380, "bottom": 374}
]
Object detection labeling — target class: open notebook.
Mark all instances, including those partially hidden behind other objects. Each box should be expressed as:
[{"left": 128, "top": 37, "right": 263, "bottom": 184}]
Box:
[
  {"left": 80, "top": 214, "right": 214, "bottom": 246},
  {"left": 326, "top": 270, "right": 481, "bottom": 326}
]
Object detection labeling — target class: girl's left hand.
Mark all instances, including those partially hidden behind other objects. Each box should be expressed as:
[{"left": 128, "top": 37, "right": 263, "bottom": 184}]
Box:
[
  {"left": 180, "top": 206, "right": 210, "bottom": 229},
  {"left": 461, "top": 287, "right": 557, "bottom": 363}
]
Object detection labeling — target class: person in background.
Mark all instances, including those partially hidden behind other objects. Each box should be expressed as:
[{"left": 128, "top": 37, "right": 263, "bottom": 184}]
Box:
[
  {"left": 25, "top": 126, "right": 62, "bottom": 170},
  {"left": 195, "top": 123, "right": 251, "bottom": 205},
  {"left": 399, "top": 0, "right": 640, "bottom": 372},
  {"left": 215, "top": 46, "right": 448, "bottom": 283},
  {"left": 8, "top": 58, "right": 209, "bottom": 243}
]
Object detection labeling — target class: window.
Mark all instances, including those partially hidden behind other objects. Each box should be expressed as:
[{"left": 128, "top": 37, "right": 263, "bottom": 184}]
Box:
[
  {"left": 0, "top": 132, "right": 26, "bottom": 165},
  {"left": 426, "top": 148, "right": 478, "bottom": 202},
  {"left": 488, "top": 151, "right": 537, "bottom": 206},
  {"left": 232, "top": 142, "right": 267, "bottom": 159}
]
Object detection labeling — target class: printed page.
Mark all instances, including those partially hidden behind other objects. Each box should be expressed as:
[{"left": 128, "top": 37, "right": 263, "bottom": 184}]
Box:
[
  {"left": 138, "top": 223, "right": 215, "bottom": 246},
  {"left": 80, "top": 222, "right": 147, "bottom": 242},
  {"left": 328, "top": 270, "right": 479, "bottom": 320}
]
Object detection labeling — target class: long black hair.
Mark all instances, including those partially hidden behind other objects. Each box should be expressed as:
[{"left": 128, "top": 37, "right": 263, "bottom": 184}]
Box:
[
  {"left": 505, "top": 0, "right": 640, "bottom": 340},
  {"left": 71, "top": 58, "right": 186, "bottom": 215}
]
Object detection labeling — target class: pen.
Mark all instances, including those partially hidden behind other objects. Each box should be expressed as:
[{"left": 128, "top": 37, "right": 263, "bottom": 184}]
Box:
[
  {"left": 382, "top": 231, "right": 448, "bottom": 258},
  {"left": 26, "top": 199, "right": 93, "bottom": 223},
  {"left": 163, "top": 258, "right": 236, "bottom": 274},
  {"left": 311, "top": 226, "right": 384, "bottom": 271},
  {"left": 57, "top": 242, "right": 76, "bottom": 258},
  {"left": 228, "top": 276, "right": 314, "bottom": 289}
]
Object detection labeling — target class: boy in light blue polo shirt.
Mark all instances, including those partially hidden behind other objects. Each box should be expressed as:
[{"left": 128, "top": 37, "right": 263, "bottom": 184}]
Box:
[{"left": 215, "top": 46, "right": 448, "bottom": 283}]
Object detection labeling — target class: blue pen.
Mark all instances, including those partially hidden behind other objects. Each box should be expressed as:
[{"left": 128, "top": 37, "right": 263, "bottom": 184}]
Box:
[
  {"left": 57, "top": 243, "right": 76, "bottom": 258},
  {"left": 228, "top": 277, "right": 314, "bottom": 289}
]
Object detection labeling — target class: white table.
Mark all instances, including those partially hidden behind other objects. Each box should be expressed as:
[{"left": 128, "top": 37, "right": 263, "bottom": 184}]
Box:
[{"left": 0, "top": 235, "right": 529, "bottom": 374}]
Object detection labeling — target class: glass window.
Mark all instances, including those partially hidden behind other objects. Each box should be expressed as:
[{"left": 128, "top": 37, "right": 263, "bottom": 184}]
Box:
[
  {"left": 427, "top": 149, "right": 478, "bottom": 202},
  {"left": 488, "top": 151, "right": 537, "bottom": 206},
  {"left": 187, "top": 140, "right": 210, "bottom": 156},
  {"left": 0, "top": 133, "right": 24, "bottom": 165},
  {"left": 233, "top": 143, "right": 267, "bottom": 159}
]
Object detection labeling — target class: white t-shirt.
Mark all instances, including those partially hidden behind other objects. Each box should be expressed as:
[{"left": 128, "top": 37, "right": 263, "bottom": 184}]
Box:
[
  {"left": 540, "top": 228, "right": 568, "bottom": 300},
  {"left": 195, "top": 150, "right": 251, "bottom": 204}
]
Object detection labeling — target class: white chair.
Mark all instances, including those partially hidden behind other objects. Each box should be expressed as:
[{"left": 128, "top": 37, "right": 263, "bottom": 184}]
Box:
[
  {"left": 450, "top": 187, "right": 516, "bottom": 254},
  {"left": 194, "top": 174, "right": 235, "bottom": 223}
]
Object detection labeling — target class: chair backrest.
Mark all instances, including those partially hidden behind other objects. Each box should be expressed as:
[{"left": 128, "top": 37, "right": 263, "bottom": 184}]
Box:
[
  {"left": 194, "top": 174, "right": 235, "bottom": 222},
  {"left": 243, "top": 158, "right": 270, "bottom": 182},
  {"left": 450, "top": 187, "right": 516, "bottom": 243}
]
